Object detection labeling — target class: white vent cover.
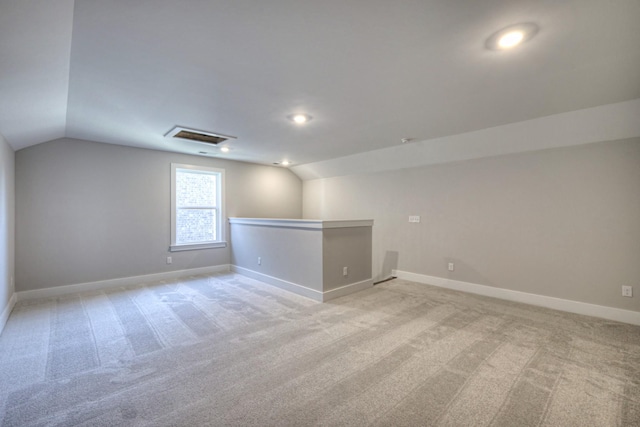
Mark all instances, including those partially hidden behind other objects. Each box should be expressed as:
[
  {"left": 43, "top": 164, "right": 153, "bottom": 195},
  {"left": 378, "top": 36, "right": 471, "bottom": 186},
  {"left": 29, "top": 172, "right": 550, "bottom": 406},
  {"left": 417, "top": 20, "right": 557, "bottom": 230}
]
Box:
[{"left": 165, "top": 126, "right": 237, "bottom": 146}]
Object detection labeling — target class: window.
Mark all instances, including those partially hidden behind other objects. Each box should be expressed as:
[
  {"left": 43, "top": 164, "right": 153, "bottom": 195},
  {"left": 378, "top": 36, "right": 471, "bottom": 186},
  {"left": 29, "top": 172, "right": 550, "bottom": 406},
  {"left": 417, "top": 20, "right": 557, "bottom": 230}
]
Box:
[{"left": 170, "top": 163, "right": 226, "bottom": 251}]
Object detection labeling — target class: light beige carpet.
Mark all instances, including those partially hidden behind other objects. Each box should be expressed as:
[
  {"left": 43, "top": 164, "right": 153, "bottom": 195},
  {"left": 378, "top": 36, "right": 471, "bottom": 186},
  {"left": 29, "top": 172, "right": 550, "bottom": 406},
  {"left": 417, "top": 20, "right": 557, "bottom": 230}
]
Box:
[{"left": 0, "top": 273, "right": 638, "bottom": 426}]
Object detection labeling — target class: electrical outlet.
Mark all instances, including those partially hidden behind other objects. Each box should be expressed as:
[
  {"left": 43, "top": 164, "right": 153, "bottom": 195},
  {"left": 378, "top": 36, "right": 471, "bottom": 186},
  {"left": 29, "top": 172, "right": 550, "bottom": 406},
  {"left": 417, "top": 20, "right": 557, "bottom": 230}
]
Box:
[
  {"left": 448, "top": 262, "right": 455, "bottom": 272},
  {"left": 258, "top": 257, "right": 261, "bottom": 265},
  {"left": 10, "top": 276, "right": 14, "bottom": 291},
  {"left": 622, "top": 286, "right": 633, "bottom": 297},
  {"left": 166, "top": 256, "right": 172, "bottom": 264},
  {"left": 409, "top": 215, "right": 421, "bottom": 223},
  {"left": 343, "top": 266, "right": 348, "bottom": 276}
]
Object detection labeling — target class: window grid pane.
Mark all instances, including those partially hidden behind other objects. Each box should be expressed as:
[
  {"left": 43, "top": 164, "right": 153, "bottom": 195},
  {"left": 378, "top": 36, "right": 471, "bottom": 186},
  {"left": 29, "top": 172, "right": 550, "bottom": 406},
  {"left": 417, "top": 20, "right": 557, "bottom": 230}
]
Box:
[
  {"left": 175, "top": 169, "right": 218, "bottom": 244},
  {"left": 176, "top": 171, "right": 217, "bottom": 208},
  {"left": 176, "top": 208, "right": 216, "bottom": 244}
]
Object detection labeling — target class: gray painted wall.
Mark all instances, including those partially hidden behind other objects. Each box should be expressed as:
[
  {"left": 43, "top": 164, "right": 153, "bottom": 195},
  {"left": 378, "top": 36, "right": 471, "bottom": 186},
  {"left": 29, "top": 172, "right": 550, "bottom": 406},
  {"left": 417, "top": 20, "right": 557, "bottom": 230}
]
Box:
[
  {"left": 16, "top": 138, "right": 302, "bottom": 291},
  {"left": 230, "top": 221, "right": 373, "bottom": 295},
  {"left": 303, "top": 138, "right": 640, "bottom": 312},
  {"left": 0, "top": 133, "right": 15, "bottom": 315},
  {"left": 230, "top": 224, "right": 324, "bottom": 291},
  {"left": 322, "top": 227, "right": 371, "bottom": 291}
]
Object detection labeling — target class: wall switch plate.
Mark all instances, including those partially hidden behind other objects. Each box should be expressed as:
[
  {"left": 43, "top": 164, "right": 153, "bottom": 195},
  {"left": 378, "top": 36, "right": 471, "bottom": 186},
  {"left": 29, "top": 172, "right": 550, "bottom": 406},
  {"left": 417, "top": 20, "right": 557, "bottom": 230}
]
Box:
[
  {"left": 166, "top": 256, "right": 172, "bottom": 264},
  {"left": 343, "top": 266, "right": 348, "bottom": 276},
  {"left": 622, "top": 286, "right": 633, "bottom": 297},
  {"left": 409, "top": 215, "right": 421, "bottom": 223},
  {"left": 448, "top": 262, "right": 455, "bottom": 271},
  {"left": 258, "top": 257, "right": 261, "bottom": 265}
]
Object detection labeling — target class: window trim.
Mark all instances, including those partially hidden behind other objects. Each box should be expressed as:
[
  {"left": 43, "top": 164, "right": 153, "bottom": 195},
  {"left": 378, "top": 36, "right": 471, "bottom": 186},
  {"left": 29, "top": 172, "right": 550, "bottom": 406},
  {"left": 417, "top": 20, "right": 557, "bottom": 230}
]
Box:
[{"left": 170, "top": 163, "right": 226, "bottom": 251}]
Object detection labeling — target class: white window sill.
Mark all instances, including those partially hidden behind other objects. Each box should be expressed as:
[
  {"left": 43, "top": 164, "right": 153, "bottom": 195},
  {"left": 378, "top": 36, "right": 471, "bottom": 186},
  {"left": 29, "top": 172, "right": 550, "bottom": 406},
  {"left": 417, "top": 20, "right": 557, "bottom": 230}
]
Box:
[{"left": 170, "top": 241, "right": 227, "bottom": 252}]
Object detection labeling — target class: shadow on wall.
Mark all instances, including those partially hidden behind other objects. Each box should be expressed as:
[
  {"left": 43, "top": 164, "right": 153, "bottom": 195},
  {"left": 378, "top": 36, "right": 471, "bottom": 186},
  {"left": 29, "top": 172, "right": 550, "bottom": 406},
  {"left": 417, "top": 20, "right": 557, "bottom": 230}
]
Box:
[{"left": 379, "top": 250, "right": 399, "bottom": 282}]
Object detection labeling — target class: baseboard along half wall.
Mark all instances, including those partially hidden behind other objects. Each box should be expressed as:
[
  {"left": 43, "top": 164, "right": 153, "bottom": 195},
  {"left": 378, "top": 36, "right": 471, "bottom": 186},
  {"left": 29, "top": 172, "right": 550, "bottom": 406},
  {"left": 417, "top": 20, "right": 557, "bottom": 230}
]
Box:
[
  {"left": 0, "top": 293, "right": 17, "bottom": 336},
  {"left": 322, "top": 279, "right": 374, "bottom": 302},
  {"left": 231, "top": 265, "right": 373, "bottom": 302},
  {"left": 16, "top": 265, "right": 231, "bottom": 302},
  {"left": 13, "top": 263, "right": 372, "bottom": 309},
  {"left": 392, "top": 270, "right": 640, "bottom": 326},
  {"left": 10, "top": 264, "right": 635, "bottom": 327}
]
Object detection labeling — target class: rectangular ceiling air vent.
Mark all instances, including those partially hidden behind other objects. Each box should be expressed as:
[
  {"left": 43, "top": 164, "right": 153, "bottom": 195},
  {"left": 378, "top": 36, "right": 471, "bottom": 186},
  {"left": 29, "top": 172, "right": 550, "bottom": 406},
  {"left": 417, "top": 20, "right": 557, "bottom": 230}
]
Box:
[{"left": 165, "top": 126, "right": 237, "bottom": 146}]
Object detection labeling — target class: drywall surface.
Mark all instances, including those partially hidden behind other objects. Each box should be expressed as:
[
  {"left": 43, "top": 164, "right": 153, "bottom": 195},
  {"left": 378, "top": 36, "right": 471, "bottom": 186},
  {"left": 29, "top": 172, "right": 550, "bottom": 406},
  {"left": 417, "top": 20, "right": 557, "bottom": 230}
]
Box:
[
  {"left": 322, "top": 227, "right": 372, "bottom": 291},
  {"left": 230, "top": 223, "right": 323, "bottom": 292},
  {"left": 292, "top": 99, "right": 640, "bottom": 181},
  {"left": 0, "top": 133, "right": 15, "bottom": 320},
  {"left": 15, "top": 138, "right": 302, "bottom": 291},
  {"left": 303, "top": 138, "right": 640, "bottom": 312},
  {"left": 230, "top": 218, "right": 373, "bottom": 297}
]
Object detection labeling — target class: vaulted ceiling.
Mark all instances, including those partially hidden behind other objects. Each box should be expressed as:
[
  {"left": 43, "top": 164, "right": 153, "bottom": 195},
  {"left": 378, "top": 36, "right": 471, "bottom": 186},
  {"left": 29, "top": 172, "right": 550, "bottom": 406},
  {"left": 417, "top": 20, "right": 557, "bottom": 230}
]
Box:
[{"left": 1, "top": 0, "right": 639, "bottom": 168}]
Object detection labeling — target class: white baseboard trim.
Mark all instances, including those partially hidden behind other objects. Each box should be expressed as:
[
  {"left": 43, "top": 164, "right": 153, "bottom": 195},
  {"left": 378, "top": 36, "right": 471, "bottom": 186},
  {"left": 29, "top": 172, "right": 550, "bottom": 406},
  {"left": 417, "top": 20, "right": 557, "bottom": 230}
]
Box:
[
  {"left": 0, "top": 292, "right": 17, "bottom": 336},
  {"left": 231, "top": 265, "right": 324, "bottom": 301},
  {"left": 392, "top": 270, "right": 640, "bottom": 326},
  {"left": 230, "top": 265, "right": 373, "bottom": 302},
  {"left": 16, "top": 265, "right": 231, "bottom": 301},
  {"left": 323, "top": 279, "right": 374, "bottom": 302}
]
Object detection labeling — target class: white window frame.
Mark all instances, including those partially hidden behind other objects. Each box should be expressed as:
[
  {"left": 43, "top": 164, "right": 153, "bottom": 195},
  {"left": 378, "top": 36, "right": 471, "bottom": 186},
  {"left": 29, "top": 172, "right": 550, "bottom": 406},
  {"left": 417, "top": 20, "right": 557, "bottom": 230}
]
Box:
[{"left": 170, "top": 163, "right": 226, "bottom": 251}]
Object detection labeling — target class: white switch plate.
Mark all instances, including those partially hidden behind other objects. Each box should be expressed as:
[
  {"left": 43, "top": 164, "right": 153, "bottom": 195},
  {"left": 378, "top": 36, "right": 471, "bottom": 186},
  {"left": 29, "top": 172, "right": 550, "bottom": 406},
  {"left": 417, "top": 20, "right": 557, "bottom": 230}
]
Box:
[
  {"left": 622, "top": 285, "right": 633, "bottom": 297},
  {"left": 258, "top": 257, "right": 262, "bottom": 265},
  {"left": 343, "top": 266, "right": 348, "bottom": 276},
  {"left": 409, "top": 215, "right": 421, "bottom": 223},
  {"left": 448, "top": 262, "right": 455, "bottom": 271}
]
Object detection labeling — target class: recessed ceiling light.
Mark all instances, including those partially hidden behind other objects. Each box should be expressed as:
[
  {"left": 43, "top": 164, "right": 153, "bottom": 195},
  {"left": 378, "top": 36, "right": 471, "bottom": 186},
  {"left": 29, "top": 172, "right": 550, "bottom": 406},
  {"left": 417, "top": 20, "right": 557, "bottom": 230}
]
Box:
[
  {"left": 281, "top": 160, "right": 290, "bottom": 166},
  {"left": 220, "top": 146, "right": 230, "bottom": 153},
  {"left": 498, "top": 31, "right": 524, "bottom": 48},
  {"left": 486, "top": 23, "right": 538, "bottom": 50},
  {"left": 288, "top": 114, "right": 312, "bottom": 124}
]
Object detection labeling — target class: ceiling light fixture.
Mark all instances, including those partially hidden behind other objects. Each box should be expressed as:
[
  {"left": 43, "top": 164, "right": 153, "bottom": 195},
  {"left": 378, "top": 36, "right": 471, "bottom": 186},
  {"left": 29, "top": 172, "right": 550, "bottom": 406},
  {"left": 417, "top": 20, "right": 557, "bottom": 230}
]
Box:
[
  {"left": 281, "top": 160, "right": 290, "bottom": 166},
  {"left": 498, "top": 31, "right": 524, "bottom": 48},
  {"left": 486, "top": 23, "right": 539, "bottom": 50},
  {"left": 288, "top": 114, "right": 312, "bottom": 124},
  {"left": 220, "top": 146, "right": 230, "bottom": 153}
]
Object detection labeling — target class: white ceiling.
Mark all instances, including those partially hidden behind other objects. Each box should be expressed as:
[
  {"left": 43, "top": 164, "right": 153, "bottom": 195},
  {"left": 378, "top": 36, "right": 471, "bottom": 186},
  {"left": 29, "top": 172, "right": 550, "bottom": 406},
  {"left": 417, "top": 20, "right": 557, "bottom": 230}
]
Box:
[{"left": 1, "top": 0, "right": 639, "bottom": 167}]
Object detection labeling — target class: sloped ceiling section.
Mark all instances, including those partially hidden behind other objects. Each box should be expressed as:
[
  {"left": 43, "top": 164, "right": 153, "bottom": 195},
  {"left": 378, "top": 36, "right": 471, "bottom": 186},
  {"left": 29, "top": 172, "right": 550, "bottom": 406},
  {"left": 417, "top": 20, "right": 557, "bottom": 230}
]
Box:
[
  {"left": 292, "top": 99, "right": 640, "bottom": 180},
  {"left": 1, "top": 1, "right": 640, "bottom": 167},
  {"left": 0, "top": 0, "right": 75, "bottom": 149}
]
